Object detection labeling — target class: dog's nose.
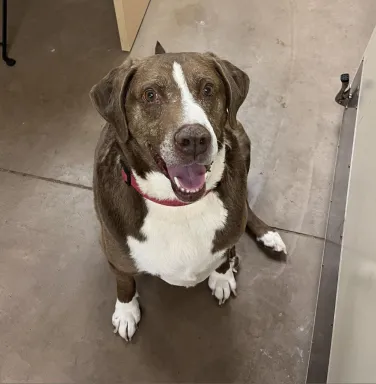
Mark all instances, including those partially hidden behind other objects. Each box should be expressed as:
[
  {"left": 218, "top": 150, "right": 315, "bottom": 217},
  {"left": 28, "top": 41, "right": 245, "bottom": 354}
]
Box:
[{"left": 174, "top": 124, "right": 211, "bottom": 158}]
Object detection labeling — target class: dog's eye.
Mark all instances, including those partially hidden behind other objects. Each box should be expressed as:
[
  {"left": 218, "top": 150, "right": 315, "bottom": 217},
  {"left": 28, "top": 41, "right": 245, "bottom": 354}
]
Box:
[
  {"left": 143, "top": 88, "right": 157, "bottom": 102},
  {"left": 203, "top": 83, "right": 214, "bottom": 97}
]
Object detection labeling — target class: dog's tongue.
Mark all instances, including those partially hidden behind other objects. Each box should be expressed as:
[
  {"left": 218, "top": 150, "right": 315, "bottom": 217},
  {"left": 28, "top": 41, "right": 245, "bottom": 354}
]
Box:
[{"left": 167, "top": 164, "right": 206, "bottom": 190}]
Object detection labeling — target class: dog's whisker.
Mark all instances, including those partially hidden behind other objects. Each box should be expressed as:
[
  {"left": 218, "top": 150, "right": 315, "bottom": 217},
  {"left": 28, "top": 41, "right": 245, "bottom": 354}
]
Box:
[{"left": 217, "top": 138, "right": 232, "bottom": 150}]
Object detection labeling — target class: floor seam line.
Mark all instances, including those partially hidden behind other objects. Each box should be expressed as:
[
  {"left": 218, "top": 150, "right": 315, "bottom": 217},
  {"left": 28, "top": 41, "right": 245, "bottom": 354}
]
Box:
[
  {"left": 272, "top": 226, "right": 326, "bottom": 241},
  {"left": 0, "top": 167, "right": 93, "bottom": 191},
  {"left": 0, "top": 168, "right": 330, "bottom": 243}
]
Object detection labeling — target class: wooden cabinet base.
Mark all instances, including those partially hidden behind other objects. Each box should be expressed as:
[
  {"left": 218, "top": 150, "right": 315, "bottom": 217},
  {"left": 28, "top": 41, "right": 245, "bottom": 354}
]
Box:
[{"left": 113, "top": 0, "right": 150, "bottom": 52}]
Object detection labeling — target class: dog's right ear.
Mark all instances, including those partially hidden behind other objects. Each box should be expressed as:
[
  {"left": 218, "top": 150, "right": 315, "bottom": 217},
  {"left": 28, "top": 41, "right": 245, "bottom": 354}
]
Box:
[
  {"left": 155, "top": 41, "right": 166, "bottom": 55},
  {"left": 90, "top": 58, "right": 137, "bottom": 143}
]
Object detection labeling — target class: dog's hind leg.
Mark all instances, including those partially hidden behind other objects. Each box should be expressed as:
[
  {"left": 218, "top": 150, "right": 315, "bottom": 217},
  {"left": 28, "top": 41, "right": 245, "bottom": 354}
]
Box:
[{"left": 246, "top": 203, "right": 287, "bottom": 260}]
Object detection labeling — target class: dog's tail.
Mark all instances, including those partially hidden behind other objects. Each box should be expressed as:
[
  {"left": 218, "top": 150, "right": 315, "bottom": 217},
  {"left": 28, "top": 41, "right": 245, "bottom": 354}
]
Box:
[
  {"left": 246, "top": 203, "right": 287, "bottom": 261},
  {"left": 155, "top": 41, "right": 166, "bottom": 55}
]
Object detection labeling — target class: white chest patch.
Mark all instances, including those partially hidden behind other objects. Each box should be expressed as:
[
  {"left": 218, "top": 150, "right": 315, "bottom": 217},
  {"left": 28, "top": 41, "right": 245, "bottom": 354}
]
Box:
[{"left": 127, "top": 192, "right": 228, "bottom": 287}]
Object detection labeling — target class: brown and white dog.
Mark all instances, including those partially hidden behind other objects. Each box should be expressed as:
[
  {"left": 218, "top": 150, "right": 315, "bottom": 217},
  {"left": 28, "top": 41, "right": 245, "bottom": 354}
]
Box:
[{"left": 90, "top": 42, "right": 286, "bottom": 341}]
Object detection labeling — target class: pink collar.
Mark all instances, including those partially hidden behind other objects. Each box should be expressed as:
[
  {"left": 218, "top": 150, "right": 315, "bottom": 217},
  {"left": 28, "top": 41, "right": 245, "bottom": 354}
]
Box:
[{"left": 121, "top": 166, "right": 194, "bottom": 207}]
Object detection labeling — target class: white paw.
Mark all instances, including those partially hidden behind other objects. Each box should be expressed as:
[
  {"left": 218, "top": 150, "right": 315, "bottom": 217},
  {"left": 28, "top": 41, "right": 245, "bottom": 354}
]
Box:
[
  {"left": 258, "top": 231, "right": 287, "bottom": 254},
  {"left": 208, "top": 261, "right": 237, "bottom": 305},
  {"left": 112, "top": 296, "right": 141, "bottom": 342}
]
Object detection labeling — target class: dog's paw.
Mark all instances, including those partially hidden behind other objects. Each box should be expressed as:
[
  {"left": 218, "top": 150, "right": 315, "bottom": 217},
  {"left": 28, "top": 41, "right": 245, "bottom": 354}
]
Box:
[
  {"left": 112, "top": 296, "right": 141, "bottom": 342},
  {"left": 208, "top": 262, "right": 237, "bottom": 305},
  {"left": 257, "top": 231, "right": 287, "bottom": 254}
]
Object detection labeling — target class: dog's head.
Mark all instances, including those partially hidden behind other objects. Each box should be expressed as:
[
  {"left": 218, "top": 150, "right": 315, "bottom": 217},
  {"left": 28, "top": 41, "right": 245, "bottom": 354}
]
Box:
[{"left": 90, "top": 42, "right": 249, "bottom": 203}]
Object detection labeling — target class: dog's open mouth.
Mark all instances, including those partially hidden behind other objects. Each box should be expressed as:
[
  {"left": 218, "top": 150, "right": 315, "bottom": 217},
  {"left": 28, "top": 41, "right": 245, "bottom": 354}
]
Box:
[
  {"left": 167, "top": 164, "right": 207, "bottom": 202},
  {"left": 151, "top": 147, "right": 208, "bottom": 203}
]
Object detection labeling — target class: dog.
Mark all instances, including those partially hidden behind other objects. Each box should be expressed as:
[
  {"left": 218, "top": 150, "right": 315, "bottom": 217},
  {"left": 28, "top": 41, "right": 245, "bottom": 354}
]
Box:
[{"left": 90, "top": 42, "right": 287, "bottom": 342}]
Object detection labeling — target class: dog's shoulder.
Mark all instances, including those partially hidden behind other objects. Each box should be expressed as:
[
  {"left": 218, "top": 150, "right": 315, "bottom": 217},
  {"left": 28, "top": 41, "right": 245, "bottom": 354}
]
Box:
[
  {"left": 93, "top": 124, "right": 147, "bottom": 245},
  {"left": 212, "top": 129, "right": 249, "bottom": 252}
]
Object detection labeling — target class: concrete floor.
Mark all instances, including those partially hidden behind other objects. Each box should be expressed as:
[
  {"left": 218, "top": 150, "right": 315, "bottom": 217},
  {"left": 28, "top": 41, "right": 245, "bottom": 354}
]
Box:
[{"left": 0, "top": 0, "right": 375, "bottom": 383}]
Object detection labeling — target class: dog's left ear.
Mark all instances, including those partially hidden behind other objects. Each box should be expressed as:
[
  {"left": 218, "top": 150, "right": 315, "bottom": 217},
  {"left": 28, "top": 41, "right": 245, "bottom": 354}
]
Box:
[
  {"left": 155, "top": 41, "right": 166, "bottom": 55},
  {"left": 209, "top": 54, "right": 250, "bottom": 129}
]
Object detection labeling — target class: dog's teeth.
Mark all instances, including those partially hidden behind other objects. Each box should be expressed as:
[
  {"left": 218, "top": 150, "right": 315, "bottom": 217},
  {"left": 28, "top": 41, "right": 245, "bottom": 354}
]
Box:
[
  {"left": 205, "top": 172, "right": 209, "bottom": 180},
  {"left": 174, "top": 180, "right": 201, "bottom": 195},
  {"left": 174, "top": 177, "right": 181, "bottom": 189},
  {"left": 174, "top": 178, "right": 189, "bottom": 193}
]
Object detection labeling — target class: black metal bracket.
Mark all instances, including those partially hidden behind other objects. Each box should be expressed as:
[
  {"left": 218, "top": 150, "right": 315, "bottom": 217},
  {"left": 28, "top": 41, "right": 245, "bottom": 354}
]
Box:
[
  {"left": 335, "top": 73, "right": 359, "bottom": 109},
  {"left": 1, "top": 0, "right": 16, "bottom": 66},
  {"left": 335, "top": 73, "right": 350, "bottom": 106}
]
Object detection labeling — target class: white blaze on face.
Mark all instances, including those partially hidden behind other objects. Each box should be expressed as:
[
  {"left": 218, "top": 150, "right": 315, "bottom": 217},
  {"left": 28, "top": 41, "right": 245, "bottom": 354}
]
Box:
[{"left": 172, "top": 61, "right": 218, "bottom": 156}]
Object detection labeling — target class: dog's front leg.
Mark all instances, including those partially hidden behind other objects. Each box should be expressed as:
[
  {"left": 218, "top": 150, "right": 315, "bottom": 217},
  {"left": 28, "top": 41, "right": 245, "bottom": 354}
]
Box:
[
  {"left": 208, "top": 247, "right": 239, "bottom": 305},
  {"left": 112, "top": 274, "right": 141, "bottom": 342}
]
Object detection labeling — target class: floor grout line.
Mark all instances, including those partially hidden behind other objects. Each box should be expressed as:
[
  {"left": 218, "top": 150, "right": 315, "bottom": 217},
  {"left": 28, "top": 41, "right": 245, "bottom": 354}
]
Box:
[
  {"left": 0, "top": 167, "right": 93, "bottom": 191},
  {"left": 272, "top": 226, "right": 326, "bottom": 241},
  {"left": 0, "top": 167, "right": 329, "bottom": 242}
]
